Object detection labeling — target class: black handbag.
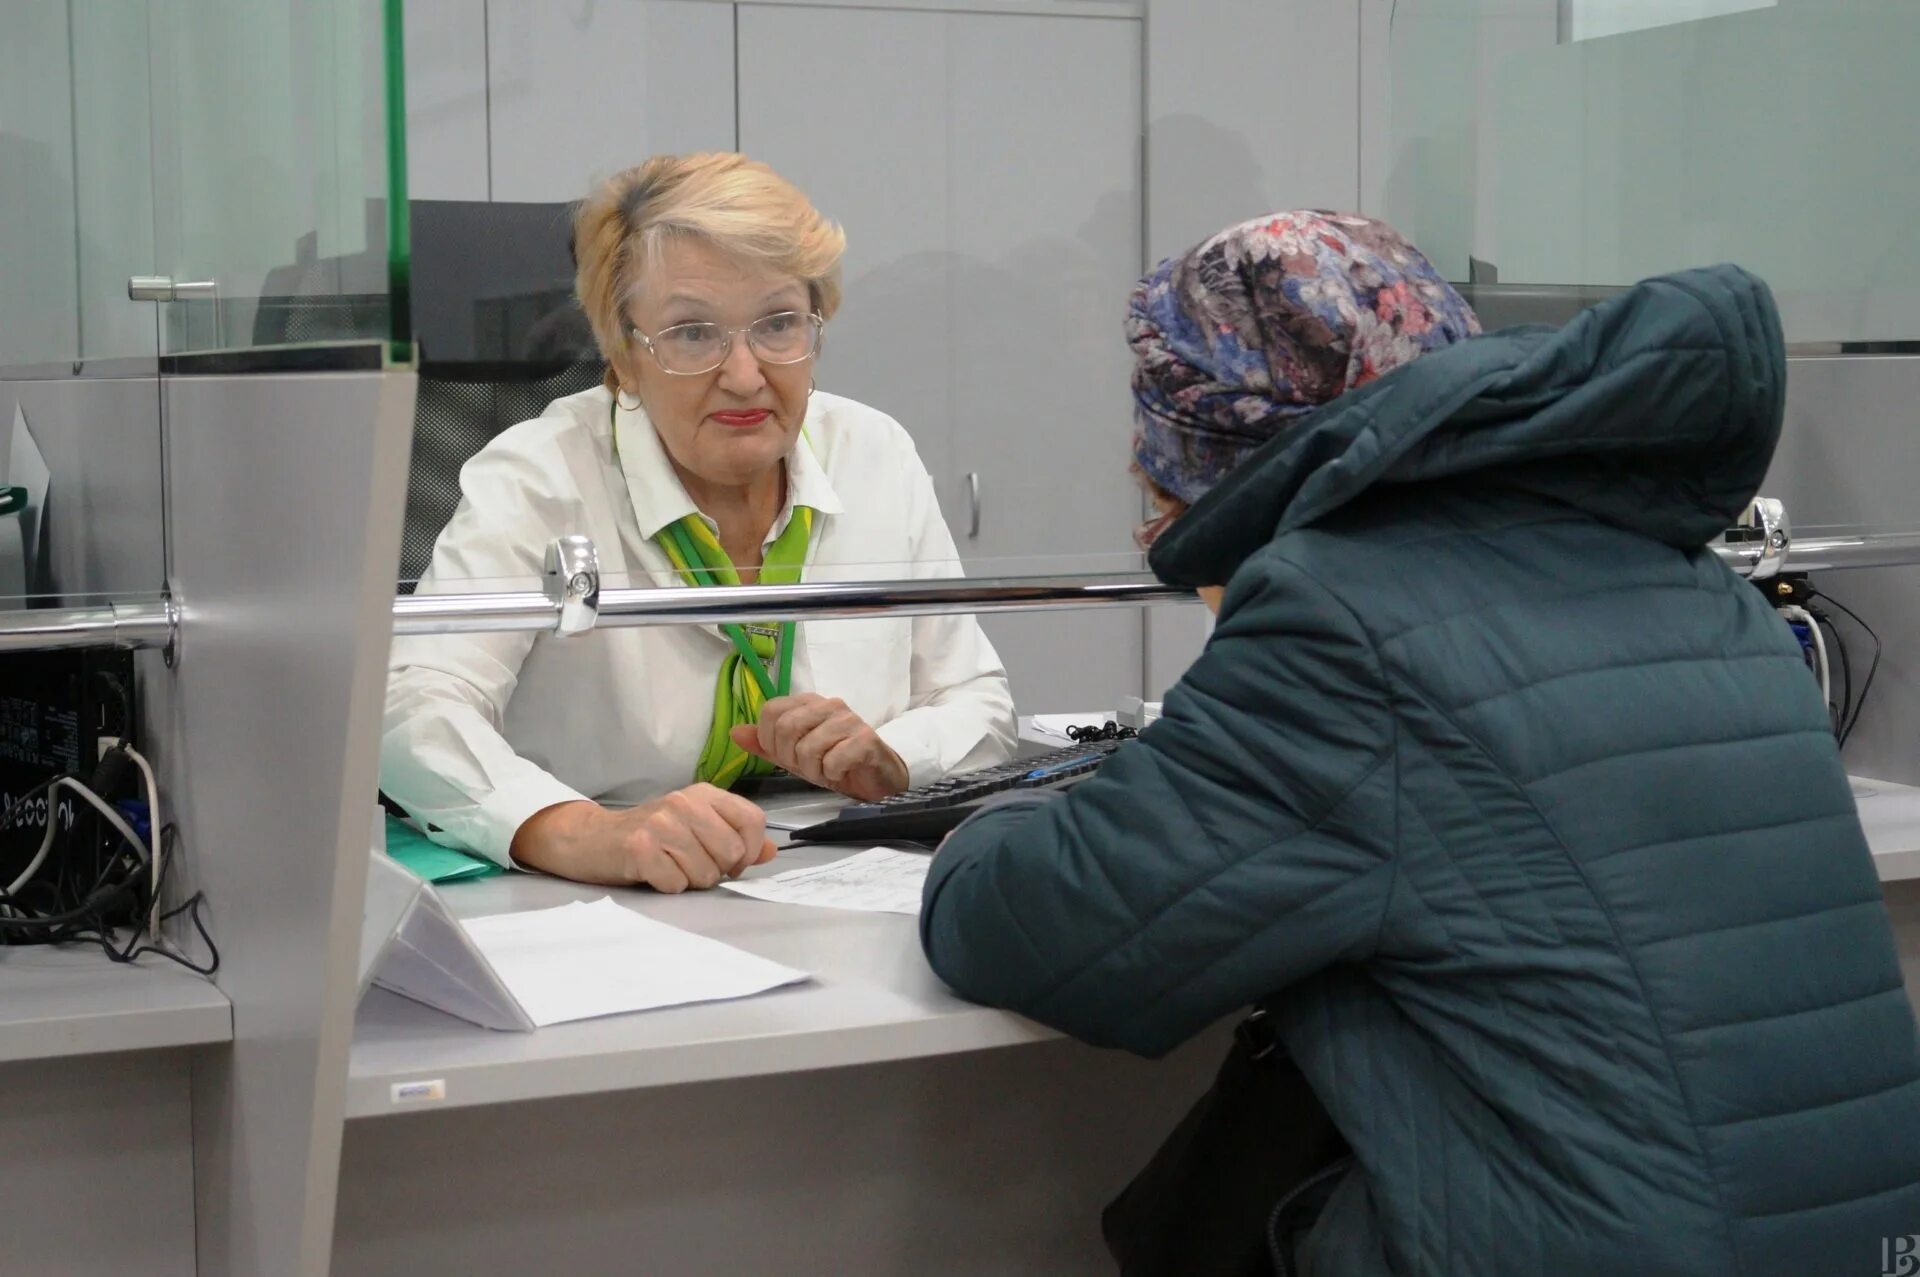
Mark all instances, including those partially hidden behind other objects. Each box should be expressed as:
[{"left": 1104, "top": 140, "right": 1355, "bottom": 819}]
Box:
[{"left": 1102, "top": 1007, "right": 1352, "bottom": 1277}]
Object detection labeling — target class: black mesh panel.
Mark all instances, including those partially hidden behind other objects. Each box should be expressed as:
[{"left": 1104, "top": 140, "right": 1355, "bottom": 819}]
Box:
[{"left": 401, "top": 359, "right": 606, "bottom": 590}]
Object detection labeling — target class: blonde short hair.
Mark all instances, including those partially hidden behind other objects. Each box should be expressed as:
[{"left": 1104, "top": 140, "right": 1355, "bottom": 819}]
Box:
[{"left": 574, "top": 153, "right": 846, "bottom": 390}]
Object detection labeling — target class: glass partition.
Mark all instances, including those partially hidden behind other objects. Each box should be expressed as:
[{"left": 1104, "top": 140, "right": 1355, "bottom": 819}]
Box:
[
  {"left": 0, "top": 0, "right": 407, "bottom": 614},
  {"left": 147, "top": 0, "right": 409, "bottom": 357},
  {"left": 1383, "top": 0, "right": 1920, "bottom": 344},
  {"left": 0, "top": 0, "right": 410, "bottom": 371},
  {"left": 2, "top": 2, "right": 187, "bottom": 370},
  {"left": 72, "top": 5, "right": 163, "bottom": 366},
  {"left": 0, "top": 3, "right": 100, "bottom": 370}
]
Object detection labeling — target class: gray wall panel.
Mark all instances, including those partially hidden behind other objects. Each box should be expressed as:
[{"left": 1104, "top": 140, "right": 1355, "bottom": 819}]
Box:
[
  {"left": 161, "top": 369, "right": 414, "bottom": 1277},
  {"left": 486, "top": 0, "right": 735, "bottom": 204},
  {"left": 740, "top": 4, "right": 1147, "bottom": 712},
  {"left": 1358, "top": 0, "right": 1394, "bottom": 217},
  {"left": 1145, "top": 0, "right": 1359, "bottom": 262},
  {"left": 0, "top": 1051, "right": 197, "bottom": 1276},
  {"left": 1143, "top": 0, "right": 1362, "bottom": 698}
]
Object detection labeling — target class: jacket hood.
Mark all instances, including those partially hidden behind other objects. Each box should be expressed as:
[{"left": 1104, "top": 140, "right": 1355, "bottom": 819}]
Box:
[{"left": 1148, "top": 264, "right": 1787, "bottom": 588}]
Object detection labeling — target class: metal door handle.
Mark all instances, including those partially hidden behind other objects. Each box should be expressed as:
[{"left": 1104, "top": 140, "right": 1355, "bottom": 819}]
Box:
[
  {"left": 128, "top": 276, "right": 218, "bottom": 302},
  {"left": 965, "top": 472, "right": 981, "bottom": 540}
]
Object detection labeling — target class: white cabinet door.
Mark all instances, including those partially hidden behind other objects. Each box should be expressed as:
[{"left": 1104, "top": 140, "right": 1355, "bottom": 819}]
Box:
[
  {"left": 486, "top": 0, "right": 736, "bottom": 204},
  {"left": 738, "top": 8, "right": 950, "bottom": 470},
  {"left": 739, "top": 5, "right": 1146, "bottom": 714},
  {"left": 403, "top": 0, "right": 489, "bottom": 201}
]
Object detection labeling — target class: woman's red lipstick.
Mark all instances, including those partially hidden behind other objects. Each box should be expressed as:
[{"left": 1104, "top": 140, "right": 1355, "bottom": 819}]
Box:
[{"left": 709, "top": 409, "right": 772, "bottom": 428}]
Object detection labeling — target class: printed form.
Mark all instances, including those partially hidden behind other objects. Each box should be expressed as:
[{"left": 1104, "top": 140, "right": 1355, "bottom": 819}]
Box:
[{"left": 722, "top": 848, "right": 930, "bottom": 916}]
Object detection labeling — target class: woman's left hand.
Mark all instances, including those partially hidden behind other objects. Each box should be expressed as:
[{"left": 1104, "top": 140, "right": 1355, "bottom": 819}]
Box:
[{"left": 731, "top": 693, "right": 910, "bottom": 801}]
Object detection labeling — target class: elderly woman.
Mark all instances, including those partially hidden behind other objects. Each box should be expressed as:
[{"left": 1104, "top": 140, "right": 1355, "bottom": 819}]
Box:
[
  {"left": 920, "top": 213, "right": 1920, "bottom": 1274},
  {"left": 384, "top": 153, "right": 1016, "bottom": 890}
]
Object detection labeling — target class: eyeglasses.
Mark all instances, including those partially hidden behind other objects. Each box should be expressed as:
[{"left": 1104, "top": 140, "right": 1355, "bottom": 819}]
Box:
[{"left": 625, "top": 311, "right": 825, "bottom": 376}]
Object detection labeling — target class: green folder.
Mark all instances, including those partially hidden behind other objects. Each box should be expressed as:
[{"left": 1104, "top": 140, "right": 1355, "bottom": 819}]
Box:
[{"left": 382, "top": 814, "right": 502, "bottom": 883}]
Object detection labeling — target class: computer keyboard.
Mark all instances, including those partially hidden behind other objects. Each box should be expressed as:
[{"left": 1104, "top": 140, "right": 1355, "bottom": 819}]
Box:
[{"left": 788, "top": 739, "right": 1129, "bottom": 845}]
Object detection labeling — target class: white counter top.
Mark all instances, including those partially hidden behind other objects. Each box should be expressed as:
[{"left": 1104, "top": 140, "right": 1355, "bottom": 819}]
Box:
[
  {"left": 1856, "top": 776, "right": 1920, "bottom": 883},
  {"left": 0, "top": 944, "right": 230, "bottom": 1063},
  {"left": 346, "top": 844, "right": 1052, "bottom": 1118},
  {"left": 348, "top": 766, "right": 1920, "bottom": 1120}
]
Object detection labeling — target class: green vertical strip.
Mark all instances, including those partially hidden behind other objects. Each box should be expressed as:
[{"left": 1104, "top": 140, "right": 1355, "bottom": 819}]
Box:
[{"left": 382, "top": 0, "right": 412, "bottom": 362}]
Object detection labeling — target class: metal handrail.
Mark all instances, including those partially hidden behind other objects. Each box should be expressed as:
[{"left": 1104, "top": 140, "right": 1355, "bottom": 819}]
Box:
[
  {"left": 0, "top": 598, "right": 176, "bottom": 658},
  {"left": 1, "top": 529, "right": 1916, "bottom": 656},
  {"left": 378, "top": 529, "right": 1920, "bottom": 638},
  {"left": 393, "top": 575, "right": 1194, "bottom": 637},
  {"left": 1725, "top": 529, "right": 1920, "bottom": 574}
]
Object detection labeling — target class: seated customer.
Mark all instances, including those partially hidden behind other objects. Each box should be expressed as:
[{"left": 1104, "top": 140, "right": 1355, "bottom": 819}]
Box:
[
  {"left": 384, "top": 153, "right": 1015, "bottom": 890},
  {"left": 921, "top": 212, "right": 1920, "bottom": 1274}
]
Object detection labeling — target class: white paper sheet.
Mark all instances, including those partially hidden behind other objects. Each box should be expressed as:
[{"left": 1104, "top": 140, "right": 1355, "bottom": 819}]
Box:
[
  {"left": 459, "top": 897, "right": 808, "bottom": 1027},
  {"left": 721, "top": 848, "right": 931, "bottom": 916}
]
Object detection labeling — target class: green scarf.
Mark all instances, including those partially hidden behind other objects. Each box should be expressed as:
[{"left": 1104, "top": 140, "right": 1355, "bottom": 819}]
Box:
[{"left": 655, "top": 506, "right": 816, "bottom": 789}]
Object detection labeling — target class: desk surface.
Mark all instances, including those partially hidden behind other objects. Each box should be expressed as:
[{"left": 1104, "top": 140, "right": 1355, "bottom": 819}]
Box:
[
  {"left": 346, "top": 844, "right": 1051, "bottom": 1118},
  {"left": 348, "top": 768, "right": 1920, "bottom": 1120},
  {"left": 1857, "top": 776, "right": 1920, "bottom": 883},
  {"left": 0, "top": 944, "right": 230, "bottom": 1064}
]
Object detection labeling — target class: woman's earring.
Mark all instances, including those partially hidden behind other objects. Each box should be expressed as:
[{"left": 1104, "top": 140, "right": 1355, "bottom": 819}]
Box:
[
  {"left": 808, "top": 377, "right": 816, "bottom": 399},
  {"left": 616, "top": 388, "right": 642, "bottom": 412}
]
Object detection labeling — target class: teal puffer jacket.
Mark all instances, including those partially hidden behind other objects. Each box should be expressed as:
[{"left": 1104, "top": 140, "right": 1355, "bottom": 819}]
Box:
[{"left": 921, "top": 266, "right": 1920, "bottom": 1276}]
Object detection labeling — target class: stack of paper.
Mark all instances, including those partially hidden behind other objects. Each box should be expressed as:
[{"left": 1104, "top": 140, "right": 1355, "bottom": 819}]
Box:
[
  {"left": 722, "top": 848, "right": 930, "bottom": 916},
  {"left": 363, "top": 859, "right": 810, "bottom": 1031},
  {"left": 461, "top": 898, "right": 809, "bottom": 1027}
]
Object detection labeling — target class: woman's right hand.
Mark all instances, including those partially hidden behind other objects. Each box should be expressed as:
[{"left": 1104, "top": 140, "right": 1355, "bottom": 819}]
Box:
[{"left": 509, "top": 786, "right": 778, "bottom": 891}]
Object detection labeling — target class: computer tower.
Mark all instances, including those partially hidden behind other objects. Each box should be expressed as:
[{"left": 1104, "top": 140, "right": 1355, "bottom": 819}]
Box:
[{"left": 0, "top": 648, "right": 140, "bottom": 921}]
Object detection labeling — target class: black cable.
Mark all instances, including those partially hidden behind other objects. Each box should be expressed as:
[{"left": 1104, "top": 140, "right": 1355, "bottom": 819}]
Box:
[
  {"left": 99, "top": 826, "right": 219, "bottom": 975},
  {"left": 0, "top": 761, "right": 140, "bottom": 927},
  {"left": 1811, "top": 589, "right": 1881, "bottom": 745},
  {"left": 0, "top": 744, "right": 217, "bottom": 973},
  {"left": 0, "top": 758, "right": 157, "bottom": 927},
  {"left": 0, "top": 776, "right": 145, "bottom": 924},
  {"left": 7, "top": 772, "right": 85, "bottom": 910},
  {"left": 1809, "top": 608, "right": 1852, "bottom": 738},
  {"left": 0, "top": 873, "right": 142, "bottom": 929},
  {"left": 1817, "top": 592, "right": 1880, "bottom": 745},
  {"left": 69, "top": 896, "right": 219, "bottom": 977},
  {"left": 0, "top": 823, "right": 218, "bottom": 975}
]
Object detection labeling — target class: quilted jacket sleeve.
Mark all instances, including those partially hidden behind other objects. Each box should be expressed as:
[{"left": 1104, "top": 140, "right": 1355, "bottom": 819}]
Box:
[{"left": 920, "top": 552, "right": 1399, "bottom": 1057}]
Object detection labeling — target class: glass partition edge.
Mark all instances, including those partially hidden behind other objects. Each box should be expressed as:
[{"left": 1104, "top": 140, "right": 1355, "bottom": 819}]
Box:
[{"left": 383, "top": 0, "right": 411, "bottom": 361}]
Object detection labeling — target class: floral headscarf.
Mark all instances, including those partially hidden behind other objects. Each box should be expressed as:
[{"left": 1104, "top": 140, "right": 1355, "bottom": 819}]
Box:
[{"left": 1127, "top": 210, "right": 1480, "bottom": 508}]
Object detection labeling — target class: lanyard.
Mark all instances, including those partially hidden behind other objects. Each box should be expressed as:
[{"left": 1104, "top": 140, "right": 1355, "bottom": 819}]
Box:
[
  {"left": 615, "top": 395, "right": 818, "bottom": 786},
  {"left": 660, "top": 520, "right": 796, "bottom": 700}
]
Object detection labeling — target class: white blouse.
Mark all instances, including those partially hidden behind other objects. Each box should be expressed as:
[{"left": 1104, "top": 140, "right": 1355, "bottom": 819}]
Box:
[{"left": 381, "top": 385, "right": 1018, "bottom": 865}]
